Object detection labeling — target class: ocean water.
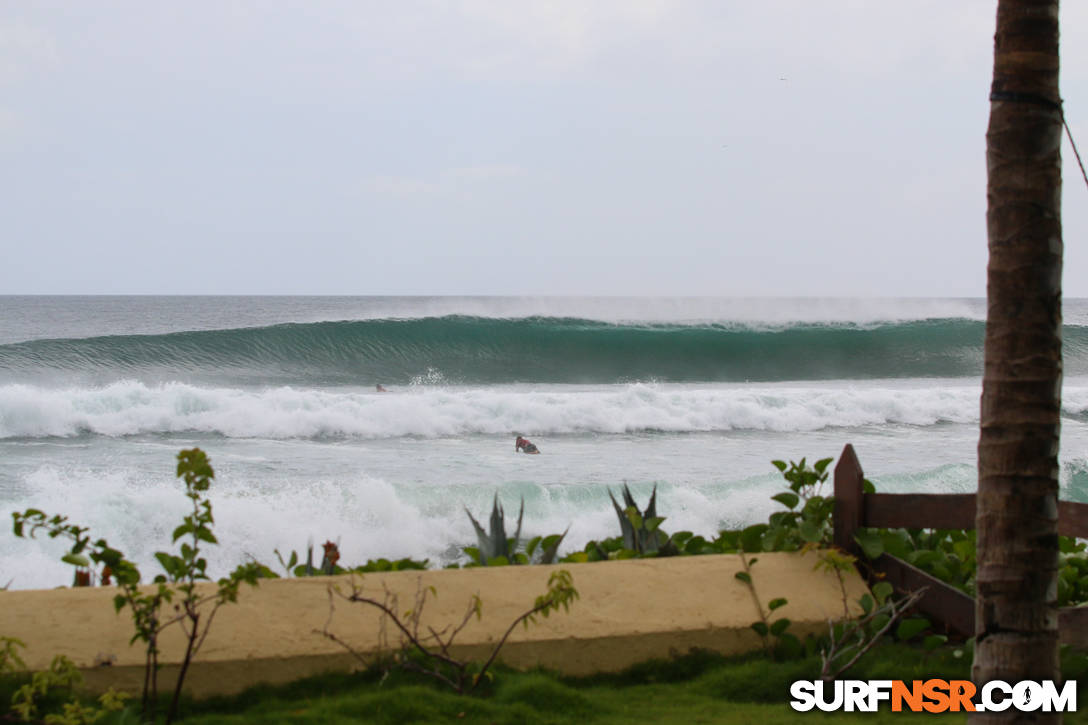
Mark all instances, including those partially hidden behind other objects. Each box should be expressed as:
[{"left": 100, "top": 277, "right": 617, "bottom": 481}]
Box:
[{"left": 4, "top": 295, "right": 1088, "bottom": 591}]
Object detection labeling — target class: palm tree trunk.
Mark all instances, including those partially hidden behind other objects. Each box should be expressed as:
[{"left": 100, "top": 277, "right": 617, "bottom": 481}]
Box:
[{"left": 972, "top": 0, "right": 1063, "bottom": 721}]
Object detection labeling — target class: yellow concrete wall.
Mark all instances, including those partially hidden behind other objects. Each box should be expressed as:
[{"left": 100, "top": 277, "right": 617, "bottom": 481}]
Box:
[{"left": 0, "top": 552, "right": 868, "bottom": 697}]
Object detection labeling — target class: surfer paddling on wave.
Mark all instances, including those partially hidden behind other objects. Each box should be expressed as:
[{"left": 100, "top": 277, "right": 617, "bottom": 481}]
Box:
[{"left": 515, "top": 435, "right": 539, "bottom": 454}]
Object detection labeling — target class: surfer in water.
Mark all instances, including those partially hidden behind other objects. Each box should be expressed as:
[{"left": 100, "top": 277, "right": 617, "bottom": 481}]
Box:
[
  {"left": 515, "top": 435, "right": 539, "bottom": 454},
  {"left": 376, "top": 384, "right": 388, "bottom": 392}
]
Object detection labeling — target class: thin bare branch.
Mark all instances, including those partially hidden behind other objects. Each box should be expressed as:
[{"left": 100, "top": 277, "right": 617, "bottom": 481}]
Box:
[
  {"left": 820, "top": 588, "right": 927, "bottom": 680},
  {"left": 469, "top": 595, "right": 557, "bottom": 693},
  {"left": 192, "top": 601, "right": 226, "bottom": 657}
]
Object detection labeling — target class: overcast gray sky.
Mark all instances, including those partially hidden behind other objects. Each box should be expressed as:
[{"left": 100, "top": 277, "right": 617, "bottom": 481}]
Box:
[{"left": 2, "top": 1, "right": 1086, "bottom": 296}]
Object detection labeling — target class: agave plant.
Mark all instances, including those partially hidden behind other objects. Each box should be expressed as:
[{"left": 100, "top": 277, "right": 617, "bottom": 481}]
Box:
[
  {"left": 465, "top": 494, "right": 568, "bottom": 566},
  {"left": 465, "top": 494, "right": 523, "bottom": 565},
  {"left": 608, "top": 483, "right": 674, "bottom": 555}
]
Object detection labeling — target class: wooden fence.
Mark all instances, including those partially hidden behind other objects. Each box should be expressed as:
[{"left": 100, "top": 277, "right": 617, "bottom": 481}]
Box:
[{"left": 831, "top": 443, "right": 1088, "bottom": 646}]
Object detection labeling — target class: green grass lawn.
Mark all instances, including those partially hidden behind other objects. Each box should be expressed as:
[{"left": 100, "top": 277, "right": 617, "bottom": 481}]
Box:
[
  {"left": 155, "top": 643, "right": 1088, "bottom": 724},
  {"left": 6, "top": 642, "right": 1086, "bottom": 723}
]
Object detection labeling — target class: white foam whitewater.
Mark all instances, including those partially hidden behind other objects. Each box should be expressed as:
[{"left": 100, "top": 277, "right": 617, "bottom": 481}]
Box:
[{"left": 0, "top": 379, "right": 1019, "bottom": 439}]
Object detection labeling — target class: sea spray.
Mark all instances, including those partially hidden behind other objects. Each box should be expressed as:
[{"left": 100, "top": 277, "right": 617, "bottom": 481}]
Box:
[
  {"left": 0, "top": 461, "right": 743, "bottom": 591},
  {"left": 0, "top": 295, "right": 990, "bottom": 347}
]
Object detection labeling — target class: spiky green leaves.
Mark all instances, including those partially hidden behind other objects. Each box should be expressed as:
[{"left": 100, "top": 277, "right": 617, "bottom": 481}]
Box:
[
  {"left": 464, "top": 495, "right": 568, "bottom": 566},
  {"left": 466, "top": 494, "right": 522, "bottom": 565},
  {"left": 607, "top": 483, "right": 672, "bottom": 555}
]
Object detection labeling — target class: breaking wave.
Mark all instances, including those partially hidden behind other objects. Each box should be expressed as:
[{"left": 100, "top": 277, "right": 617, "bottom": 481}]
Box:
[{"left": 0, "top": 315, "right": 1023, "bottom": 385}]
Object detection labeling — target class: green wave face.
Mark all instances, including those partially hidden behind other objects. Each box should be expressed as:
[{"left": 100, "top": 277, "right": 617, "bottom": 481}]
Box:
[{"left": 0, "top": 314, "right": 1061, "bottom": 385}]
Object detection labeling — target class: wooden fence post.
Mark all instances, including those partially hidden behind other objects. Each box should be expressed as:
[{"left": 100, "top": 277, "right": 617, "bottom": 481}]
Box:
[
  {"left": 833, "top": 443, "right": 864, "bottom": 556},
  {"left": 827, "top": 444, "right": 1088, "bottom": 640}
]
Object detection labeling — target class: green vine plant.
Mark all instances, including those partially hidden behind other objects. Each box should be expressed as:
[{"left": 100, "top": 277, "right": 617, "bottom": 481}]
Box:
[
  {"left": 734, "top": 553, "right": 799, "bottom": 658},
  {"left": 732, "top": 457, "right": 939, "bottom": 675},
  {"left": 318, "top": 569, "right": 579, "bottom": 694},
  {"left": 11, "top": 448, "right": 268, "bottom": 725},
  {"left": 758, "top": 457, "right": 836, "bottom": 551},
  {"left": 727, "top": 458, "right": 835, "bottom": 660}
]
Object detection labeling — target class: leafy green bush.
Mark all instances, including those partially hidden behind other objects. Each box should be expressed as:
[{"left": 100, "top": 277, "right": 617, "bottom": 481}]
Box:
[
  {"left": 734, "top": 458, "right": 836, "bottom": 554},
  {"left": 855, "top": 521, "right": 1088, "bottom": 607},
  {"left": 353, "top": 556, "right": 431, "bottom": 573},
  {"left": 11, "top": 448, "right": 268, "bottom": 724},
  {"left": 728, "top": 456, "right": 949, "bottom": 676},
  {"left": 276, "top": 541, "right": 430, "bottom": 576},
  {"left": 8, "top": 652, "right": 128, "bottom": 724}
]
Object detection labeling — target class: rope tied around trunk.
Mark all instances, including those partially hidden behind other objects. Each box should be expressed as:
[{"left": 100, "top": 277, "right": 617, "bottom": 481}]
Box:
[{"left": 990, "top": 90, "right": 1088, "bottom": 193}]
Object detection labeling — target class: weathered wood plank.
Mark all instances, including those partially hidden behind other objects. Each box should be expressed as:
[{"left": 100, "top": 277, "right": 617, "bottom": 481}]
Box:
[
  {"left": 874, "top": 556, "right": 1088, "bottom": 644},
  {"left": 1058, "top": 500, "right": 1088, "bottom": 539},
  {"left": 834, "top": 446, "right": 1088, "bottom": 641},
  {"left": 833, "top": 444, "right": 864, "bottom": 556},
  {"left": 858, "top": 494, "right": 1088, "bottom": 538},
  {"left": 1059, "top": 606, "right": 1088, "bottom": 647},
  {"left": 873, "top": 554, "right": 975, "bottom": 636},
  {"left": 863, "top": 493, "right": 976, "bottom": 530}
]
